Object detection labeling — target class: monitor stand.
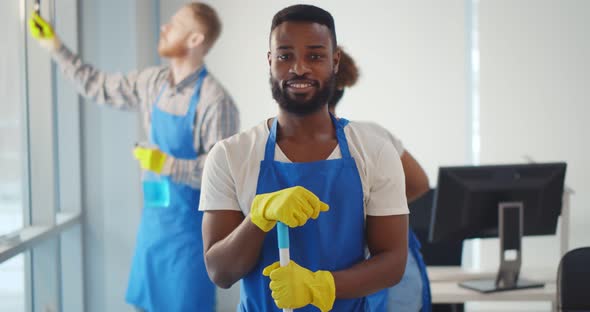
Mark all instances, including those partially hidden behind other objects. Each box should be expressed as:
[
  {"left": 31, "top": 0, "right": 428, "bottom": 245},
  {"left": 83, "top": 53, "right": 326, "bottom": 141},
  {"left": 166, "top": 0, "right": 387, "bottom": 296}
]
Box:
[{"left": 459, "top": 202, "right": 545, "bottom": 293}]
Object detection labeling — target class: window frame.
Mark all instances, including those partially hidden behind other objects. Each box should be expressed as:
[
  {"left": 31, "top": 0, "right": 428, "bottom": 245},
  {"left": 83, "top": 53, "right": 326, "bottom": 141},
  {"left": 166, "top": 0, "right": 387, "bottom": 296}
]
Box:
[{"left": 0, "top": 0, "right": 84, "bottom": 311}]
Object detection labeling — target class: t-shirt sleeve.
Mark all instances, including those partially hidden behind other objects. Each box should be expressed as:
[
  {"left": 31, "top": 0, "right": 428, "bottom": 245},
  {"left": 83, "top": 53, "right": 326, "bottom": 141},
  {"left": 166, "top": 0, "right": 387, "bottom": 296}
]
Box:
[
  {"left": 388, "top": 132, "right": 405, "bottom": 156},
  {"left": 198, "top": 142, "right": 241, "bottom": 212},
  {"left": 365, "top": 139, "right": 409, "bottom": 216}
]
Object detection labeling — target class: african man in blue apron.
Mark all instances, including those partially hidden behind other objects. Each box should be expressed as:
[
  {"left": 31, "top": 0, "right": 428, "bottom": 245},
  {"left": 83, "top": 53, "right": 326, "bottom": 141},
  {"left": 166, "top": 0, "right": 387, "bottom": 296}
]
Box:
[
  {"left": 239, "top": 114, "right": 366, "bottom": 311},
  {"left": 199, "top": 4, "right": 409, "bottom": 312},
  {"left": 126, "top": 67, "right": 215, "bottom": 312}
]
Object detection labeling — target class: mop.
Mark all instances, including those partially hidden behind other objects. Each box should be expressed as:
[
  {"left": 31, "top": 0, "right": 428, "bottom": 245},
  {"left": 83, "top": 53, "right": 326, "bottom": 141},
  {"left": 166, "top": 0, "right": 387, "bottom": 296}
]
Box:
[{"left": 277, "top": 222, "right": 293, "bottom": 312}]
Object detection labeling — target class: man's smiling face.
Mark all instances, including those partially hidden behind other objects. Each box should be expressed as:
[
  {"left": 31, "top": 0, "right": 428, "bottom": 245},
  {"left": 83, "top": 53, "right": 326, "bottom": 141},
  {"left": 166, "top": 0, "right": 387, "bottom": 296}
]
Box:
[{"left": 268, "top": 21, "right": 340, "bottom": 116}]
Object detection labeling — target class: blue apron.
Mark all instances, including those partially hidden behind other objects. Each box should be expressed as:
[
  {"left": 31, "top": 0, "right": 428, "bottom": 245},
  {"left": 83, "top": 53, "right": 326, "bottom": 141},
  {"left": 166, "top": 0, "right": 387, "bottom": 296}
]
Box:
[
  {"left": 408, "top": 229, "right": 432, "bottom": 312},
  {"left": 238, "top": 114, "right": 366, "bottom": 311},
  {"left": 366, "top": 229, "right": 431, "bottom": 312},
  {"left": 125, "top": 67, "right": 215, "bottom": 312}
]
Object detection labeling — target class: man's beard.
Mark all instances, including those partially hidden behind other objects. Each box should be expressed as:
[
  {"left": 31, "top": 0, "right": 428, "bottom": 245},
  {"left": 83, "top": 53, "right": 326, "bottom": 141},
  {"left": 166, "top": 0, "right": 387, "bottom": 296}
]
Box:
[
  {"left": 158, "top": 38, "right": 187, "bottom": 58},
  {"left": 270, "top": 73, "right": 336, "bottom": 116}
]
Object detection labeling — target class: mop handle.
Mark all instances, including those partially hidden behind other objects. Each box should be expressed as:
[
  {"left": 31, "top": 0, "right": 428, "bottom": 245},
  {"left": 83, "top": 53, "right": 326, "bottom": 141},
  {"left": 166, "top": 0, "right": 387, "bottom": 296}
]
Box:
[{"left": 277, "top": 222, "right": 293, "bottom": 312}]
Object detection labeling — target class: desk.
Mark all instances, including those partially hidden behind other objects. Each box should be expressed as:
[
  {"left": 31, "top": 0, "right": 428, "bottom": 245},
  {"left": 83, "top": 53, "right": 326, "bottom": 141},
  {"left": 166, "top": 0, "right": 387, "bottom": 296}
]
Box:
[{"left": 428, "top": 266, "right": 557, "bottom": 310}]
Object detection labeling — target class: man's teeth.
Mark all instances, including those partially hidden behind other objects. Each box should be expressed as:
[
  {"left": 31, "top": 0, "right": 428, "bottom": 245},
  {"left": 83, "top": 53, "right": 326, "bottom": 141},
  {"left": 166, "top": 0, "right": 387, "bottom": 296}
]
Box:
[{"left": 290, "top": 83, "right": 311, "bottom": 88}]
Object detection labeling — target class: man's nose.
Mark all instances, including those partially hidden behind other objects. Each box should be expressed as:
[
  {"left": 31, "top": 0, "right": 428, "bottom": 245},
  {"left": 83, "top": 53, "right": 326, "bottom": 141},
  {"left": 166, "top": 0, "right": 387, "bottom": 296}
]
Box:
[{"left": 289, "top": 59, "right": 311, "bottom": 76}]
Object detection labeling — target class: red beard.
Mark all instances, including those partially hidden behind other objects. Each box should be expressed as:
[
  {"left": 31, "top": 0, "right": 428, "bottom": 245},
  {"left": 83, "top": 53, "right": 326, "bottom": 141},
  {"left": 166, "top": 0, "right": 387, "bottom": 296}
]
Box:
[{"left": 158, "top": 38, "right": 188, "bottom": 58}]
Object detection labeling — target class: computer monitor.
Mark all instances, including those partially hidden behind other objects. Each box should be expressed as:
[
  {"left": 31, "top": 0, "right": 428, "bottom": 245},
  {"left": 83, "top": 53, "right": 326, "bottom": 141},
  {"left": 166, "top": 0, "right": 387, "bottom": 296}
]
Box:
[
  {"left": 409, "top": 189, "right": 463, "bottom": 266},
  {"left": 429, "top": 162, "right": 567, "bottom": 293}
]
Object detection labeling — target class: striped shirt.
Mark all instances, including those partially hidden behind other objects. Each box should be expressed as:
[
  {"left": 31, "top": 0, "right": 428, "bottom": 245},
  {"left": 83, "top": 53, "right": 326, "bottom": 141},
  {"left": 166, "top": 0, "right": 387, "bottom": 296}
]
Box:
[{"left": 52, "top": 45, "right": 240, "bottom": 189}]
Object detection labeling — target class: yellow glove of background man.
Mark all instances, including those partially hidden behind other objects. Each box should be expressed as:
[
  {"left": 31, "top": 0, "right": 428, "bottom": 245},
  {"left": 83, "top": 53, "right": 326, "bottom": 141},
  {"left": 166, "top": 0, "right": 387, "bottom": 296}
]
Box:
[
  {"left": 133, "top": 147, "right": 168, "bottom": 174},
  {"left": 263, "top": 260, "right": 336, "bottom": 312},
  {"left": 250, "top": 186, "right": 329, "bottom": 232},
  {"left": 29, "top": 13, "right": 60, "bottom": 51}
]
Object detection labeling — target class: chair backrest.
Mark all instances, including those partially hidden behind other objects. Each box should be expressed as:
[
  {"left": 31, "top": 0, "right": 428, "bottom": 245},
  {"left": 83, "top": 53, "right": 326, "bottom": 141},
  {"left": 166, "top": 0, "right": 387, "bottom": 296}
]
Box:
[{"left": 557, "top": 247, "right": 590, "bottom": 312}]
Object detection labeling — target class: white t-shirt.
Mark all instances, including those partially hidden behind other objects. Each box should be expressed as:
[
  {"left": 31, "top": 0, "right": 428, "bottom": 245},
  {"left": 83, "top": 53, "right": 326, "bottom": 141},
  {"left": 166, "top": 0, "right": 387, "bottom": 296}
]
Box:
[
  {"left": 356, "top": 121, "right": 405, "bottom": 157},
  {"left": 199, "top": 119, "right": 409, "bottom": 217}
]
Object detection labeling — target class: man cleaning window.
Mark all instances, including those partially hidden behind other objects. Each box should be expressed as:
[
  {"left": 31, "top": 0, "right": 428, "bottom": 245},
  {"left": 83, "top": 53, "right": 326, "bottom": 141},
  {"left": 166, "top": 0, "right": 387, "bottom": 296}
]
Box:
[{"left": 29, "top": 2, "right": 239, "bottom": 311}]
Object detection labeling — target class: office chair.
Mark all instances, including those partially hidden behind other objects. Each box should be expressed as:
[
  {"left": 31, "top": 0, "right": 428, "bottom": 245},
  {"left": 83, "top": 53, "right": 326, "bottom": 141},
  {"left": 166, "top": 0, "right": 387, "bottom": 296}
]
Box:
[
  {"left": 557, "top": 247, "right": 590, "bottom": 312},
  {"left": 409, "top": 189, "right": 464, "bottom": 312}
]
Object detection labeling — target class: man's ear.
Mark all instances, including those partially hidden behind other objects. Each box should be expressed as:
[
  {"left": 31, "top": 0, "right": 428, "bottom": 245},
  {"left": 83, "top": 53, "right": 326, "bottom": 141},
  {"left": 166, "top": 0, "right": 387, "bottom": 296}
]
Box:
[
  {"left": 267, "top": 51, "right": 272, "bottom": 66},
  {"left": 188, "top": 32, "right": 205, "bottom": 49},
  {"left": 333, "top": 48, "right": 341, "bottom": 74}
]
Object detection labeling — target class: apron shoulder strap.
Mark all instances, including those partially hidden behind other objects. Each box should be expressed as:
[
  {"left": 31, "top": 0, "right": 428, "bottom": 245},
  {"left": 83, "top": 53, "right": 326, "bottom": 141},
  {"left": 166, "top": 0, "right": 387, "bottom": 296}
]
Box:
[
  {"left": 331, "top": 114, "right": 352, "bottom": 159},
  {"left": 186, "top": 67, "right": 208, "bottom": 119},
  {"left": 264, "top": 117, "right": 279, "bottom": 161}
]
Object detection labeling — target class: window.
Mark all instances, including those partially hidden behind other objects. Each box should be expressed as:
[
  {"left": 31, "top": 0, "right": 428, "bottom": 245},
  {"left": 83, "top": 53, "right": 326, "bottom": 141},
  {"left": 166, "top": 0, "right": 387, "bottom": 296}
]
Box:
[
  {"left": 0, "top": 256, "right": 25, "bottom": 312},
  {"left": 0, "top": 0, "right": 25, "bottom": 238},
  {"left": 0, "top": 1, "right": 27, "bottom": 310},
  {"left": 0, "top": 1, "right": 84, "bottom": 311}
]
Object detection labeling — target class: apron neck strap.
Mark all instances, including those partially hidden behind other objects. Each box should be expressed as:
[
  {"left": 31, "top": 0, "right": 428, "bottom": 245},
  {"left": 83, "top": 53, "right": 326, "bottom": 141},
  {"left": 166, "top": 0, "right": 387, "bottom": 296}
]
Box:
[
  {"left": 186, "top": 66, "right": 208, "bottom": 118},
  {"left": 264, "top": 117, "right": 279, "bottom": 160},
  {"left": 333, "top": 113, "right": 352, "bottom": 159},
  {"left": 264, "top": 113, "right": 352, "bottom": 161}
]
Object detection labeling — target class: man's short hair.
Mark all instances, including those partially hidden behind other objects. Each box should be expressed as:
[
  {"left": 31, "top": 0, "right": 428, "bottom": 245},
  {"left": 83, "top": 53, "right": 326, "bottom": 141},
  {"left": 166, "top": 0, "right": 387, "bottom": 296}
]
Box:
[
  {"left": 186, "top": 2, "right": 222, "bottom": 50},
  {"left": 270, "top": 4, "right": 337, "bottom": 49}
]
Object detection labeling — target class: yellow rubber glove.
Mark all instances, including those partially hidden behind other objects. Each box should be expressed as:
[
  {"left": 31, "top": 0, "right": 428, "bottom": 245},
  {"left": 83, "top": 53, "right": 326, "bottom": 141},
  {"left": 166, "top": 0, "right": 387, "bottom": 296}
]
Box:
[
  {"left": 133, "top": 146, "right": 167, "bottom": 174},
  {"left": 263, "top": 260, "right": 336, "bottom": 312},
  {"left": 29, "top": 13, "right": 60, "bottom": 51},
  {"left": 250, "top": 186, "right": 329, "bottom": 232}
]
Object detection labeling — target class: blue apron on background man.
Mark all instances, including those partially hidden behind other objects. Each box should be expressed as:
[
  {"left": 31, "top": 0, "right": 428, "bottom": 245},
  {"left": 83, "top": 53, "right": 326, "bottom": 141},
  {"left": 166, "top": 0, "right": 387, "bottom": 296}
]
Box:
[
  {"left": 407, "top": 229, "right": 432, "bottom": 312},
  {"left": 366, "top": 228, "right": 432, "bottom": 312},
  {"left": 238, "top": 114, "right": 366, "bottom": 311},
  {"left": 125, "top": 67, "right": 215, "bottom": 312}
]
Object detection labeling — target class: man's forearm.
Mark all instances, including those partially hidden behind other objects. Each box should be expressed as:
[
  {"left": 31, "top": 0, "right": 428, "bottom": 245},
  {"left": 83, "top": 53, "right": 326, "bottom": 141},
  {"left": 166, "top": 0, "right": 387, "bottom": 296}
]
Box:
[
  {"left": 204, "top": 214, "right": 268, "bottom": 288},
  {"left": 332, "top": 249, "right": 407, "bottom": 299},
  {"left": 51, "top": 43, "right": 146, "bottom": 110},
  {"left": 333, "top": 214, "right": 409, "bottom": 299}
]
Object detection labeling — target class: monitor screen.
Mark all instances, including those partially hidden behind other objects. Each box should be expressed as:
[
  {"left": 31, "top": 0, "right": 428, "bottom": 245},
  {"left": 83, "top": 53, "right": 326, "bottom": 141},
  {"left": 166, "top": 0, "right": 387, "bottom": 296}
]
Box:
[
  {"left": 409, "top": 189, "right": 464, "bottom": 265},
  {"left": 429, "top": 163, "right": 566, "bottom": 243}
]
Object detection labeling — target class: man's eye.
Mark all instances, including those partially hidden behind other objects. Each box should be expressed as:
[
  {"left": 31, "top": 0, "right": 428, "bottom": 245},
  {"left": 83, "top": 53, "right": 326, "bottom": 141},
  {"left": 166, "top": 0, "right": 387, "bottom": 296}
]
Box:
[
  {"left": 310, "top": 54, "right": 323, "bottom": 60},
  {"left": 278, "top": 54, "right": 290, "bottom": 61}
]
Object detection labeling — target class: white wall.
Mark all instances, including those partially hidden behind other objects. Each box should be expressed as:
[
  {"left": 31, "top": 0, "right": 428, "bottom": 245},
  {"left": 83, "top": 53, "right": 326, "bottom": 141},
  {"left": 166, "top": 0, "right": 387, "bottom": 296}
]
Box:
[
  {"left": 468, "top": 1, "right": 589, "bottom": 311},
  {"left": 477, "top": 0, "right": 590, "bottom": 270}
]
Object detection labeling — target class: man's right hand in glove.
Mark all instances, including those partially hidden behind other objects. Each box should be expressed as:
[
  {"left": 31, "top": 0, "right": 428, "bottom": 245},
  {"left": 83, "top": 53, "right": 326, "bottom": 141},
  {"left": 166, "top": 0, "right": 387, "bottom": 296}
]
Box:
[
  {"left": 29, "top": 12, "right": 60, "bottom": 52},
  {"left": 250, "top": 186, "right": 329, "bottom": 232}
]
